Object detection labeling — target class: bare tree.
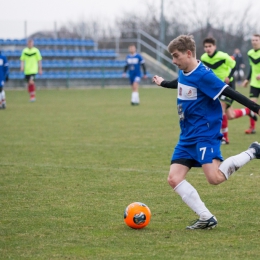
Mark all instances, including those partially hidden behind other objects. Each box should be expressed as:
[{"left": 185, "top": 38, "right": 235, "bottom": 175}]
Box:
[
  {"left": 165, "top": 0, "right": 259, "bottom": 55},
  {"left": 50, "top": 0, "right": 259, "bottom": 63}
]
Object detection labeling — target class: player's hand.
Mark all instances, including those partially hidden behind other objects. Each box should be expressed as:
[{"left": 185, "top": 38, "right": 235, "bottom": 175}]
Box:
[
  {"left": 242, "top": 79, "right": 249, "bottom": 87},
  {"left": 256, "top": 74, "right": 260, "bottom": 80},
  {"left": 143, "top": 74, "right": 147, "bottom": 79},
  {"left": 20, "top": 67, "right": 23, "bottom": 72},
  {"left": 153, "top": 75, "right": 164, "bottom": 86},
  {"left": 122, "top": 73, "right": 126, "bottom": 78},
  {"left": 224, "top": 77, "right": 230, "bottom": 84},
  {"left": 39, "top": 68, "right": 42, "bottom": 75}
]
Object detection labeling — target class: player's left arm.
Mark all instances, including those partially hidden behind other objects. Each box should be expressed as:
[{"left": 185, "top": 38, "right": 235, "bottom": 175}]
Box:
[
  {"left": 3, "top": 56, "right": 9, "bottom": 82},
  {"left": 225, "top": 55, "right": 236, "bottom": 83},
  {"left": 222, "top": 86, "right": 260, "bottom": 115},
  {"left": 38, "top": 60, "right": 42, "bottom": 75},
  {"left": 37, "top": 49, "right": 43, "bottom": 74},
  {"left": 141, "top": 63, "right": 147, "bottom": 78},
  {"left": 139, "top": 54, "right": 147, "bottom": 78}
]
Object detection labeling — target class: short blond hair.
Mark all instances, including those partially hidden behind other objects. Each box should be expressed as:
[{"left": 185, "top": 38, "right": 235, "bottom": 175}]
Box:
[{"left": 168, "top": 35, "right": 196, "bottom": 57}]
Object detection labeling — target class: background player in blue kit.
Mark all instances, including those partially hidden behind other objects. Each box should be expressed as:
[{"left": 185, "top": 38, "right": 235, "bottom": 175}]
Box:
[
  {"left": 153, "top": 35, "right": 260, "bottom": 229},
  {"left": 0, "top": 51, "right": 9, "bottom": 109},
  {"left": 123, "top": 44, "right": 147, "bottom": 105}
]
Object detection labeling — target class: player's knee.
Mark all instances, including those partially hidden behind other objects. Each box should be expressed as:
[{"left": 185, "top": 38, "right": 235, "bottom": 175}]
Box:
[
  {"left": 167, "top": 173, "right": 181, "bottom": 188},
  {"left": 206, "top": 174, "right": 224, "bottom": 185},
  {"left": 207, "top": 178, "right": 220, "bottom": 185},
  {"left": 226, "top": 113, "right": 235, "bottom": 120}
]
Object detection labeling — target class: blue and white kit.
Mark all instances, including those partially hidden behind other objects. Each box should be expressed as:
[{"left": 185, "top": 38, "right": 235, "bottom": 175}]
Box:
[
  {"left": 125, "top": 53, "right": 145, "bottom": 84},
  {"left": 172, "top": 61, "right": 228, "bottom": 166},
  {"left": 0, "top": 52, "right": 9, "bottom": 87}
]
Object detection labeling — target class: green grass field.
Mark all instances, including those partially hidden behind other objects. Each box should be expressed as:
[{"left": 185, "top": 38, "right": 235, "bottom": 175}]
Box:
[{"left": 1, "top": 86, "right": 260, "bottom": 259}]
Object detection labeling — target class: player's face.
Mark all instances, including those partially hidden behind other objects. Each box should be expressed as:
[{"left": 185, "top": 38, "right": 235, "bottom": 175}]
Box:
[
  {"left": 129, "top": 45, "right": 136, "bottom": 54},
  {"left": 27, "top": 40, "right": 34, "bottom": 48},
  {"left": 204, "top": 43, "right": 216, "bottom": 56},
  {"left": 251, "top": 36, "right": 260, "bottom": 50},
  {"left": 171, "top": 50, "right": 191, "bottom": 71}
]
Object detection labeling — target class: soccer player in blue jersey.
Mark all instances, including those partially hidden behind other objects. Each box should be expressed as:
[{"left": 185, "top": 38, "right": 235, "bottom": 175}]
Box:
[
  {"left": 0, "top": 51, "right": 9, "bottom": 109},
  {"left": 153, "top": 35, "right": 260, "bottom": 229},
  {"left": 123, "top": 44, "right": 147, "bottom": 105}
]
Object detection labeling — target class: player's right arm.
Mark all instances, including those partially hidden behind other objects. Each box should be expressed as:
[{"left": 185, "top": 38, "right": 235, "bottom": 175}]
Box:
[
  {"left": 122, "top": 64, "right": 128, "bottom": 77},
  {"left": 20, "top": 50, "right": 25, "bottom": 72},
  {"left": 242, "top": 66, "right": 252, "bottom": 87},
  {"left": 153, "top": 75, "right": 178, "bottom": 89}
]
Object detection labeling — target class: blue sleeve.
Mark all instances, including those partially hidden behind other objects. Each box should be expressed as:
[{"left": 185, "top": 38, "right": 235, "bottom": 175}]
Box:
[
  {"left": 3, "top": 56, "right": 9, "bottom": 77},
  {"left": 139, "top": 54, "right": 145, "bottom": 64},
  {"left": 199, "top": 71, "right": 227, "bottom": 100}
]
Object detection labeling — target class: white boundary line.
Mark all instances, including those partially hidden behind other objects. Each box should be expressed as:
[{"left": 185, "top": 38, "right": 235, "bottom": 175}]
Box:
[{"left": 1, "top": 162, "right": 259, "bottom": 177}]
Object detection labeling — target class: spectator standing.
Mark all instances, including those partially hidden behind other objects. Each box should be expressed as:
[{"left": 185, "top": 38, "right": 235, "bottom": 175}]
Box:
[{"left": 233, "top": 48, "right": 245, "bottom": 84}]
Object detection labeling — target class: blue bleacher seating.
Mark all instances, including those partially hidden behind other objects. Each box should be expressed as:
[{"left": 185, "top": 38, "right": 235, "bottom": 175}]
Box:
[
  {"left": 3, "top": 37, "right": 151, "bottom": 82},
  {"left": 0, "top": 38, "right": 96, "bottom": 47},
  {"left": 9, "top": 69, "right": 151, "bottom": 80},
  {"left": 3, "top": 49, "right": 117, "bottom": 58}
]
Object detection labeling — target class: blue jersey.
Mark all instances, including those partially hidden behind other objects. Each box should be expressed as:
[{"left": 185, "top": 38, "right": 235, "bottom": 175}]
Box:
[
  {"left": 125, "top": 53, "right": 145, "bottom": 77},
  {"left": 0, "top": 52, "right": 9, "bottom": 87},
  {"left": 177, "top": 61, "right": 228, "bottom": 145}
]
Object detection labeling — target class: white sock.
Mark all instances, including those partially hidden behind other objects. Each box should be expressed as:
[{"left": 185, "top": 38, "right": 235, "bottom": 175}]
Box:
[
  {"left": 131, "top": 92, "right": 139, "bottom": 103},
  {"left": 131, "top": 92, "right": 135, "bottom": 103},
  {"left": 240, "top": 108, "right": 247, "bottom": 116},
  {"left": 219, "top": 149, "right": 254, "bottom": 179},
  {"left": 174, "top": 180, "right": 213, "bottom": 220},
  {"left": 1, "top": 90, "right": 5, "bottom": 103},
  {"left": 135, "top": 92, "right": 140, "bottom": 103}
]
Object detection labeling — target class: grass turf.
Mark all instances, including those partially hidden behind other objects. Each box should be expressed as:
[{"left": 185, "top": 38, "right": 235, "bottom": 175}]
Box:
[{"left": 1, "top": 86, "right": 260, "bottom": 259}]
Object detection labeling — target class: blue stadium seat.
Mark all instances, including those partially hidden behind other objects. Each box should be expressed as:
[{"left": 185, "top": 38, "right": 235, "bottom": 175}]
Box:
[
  {"left": 8, "top": 68, "right": 150, "bottom": 80},
  {"left": 8, "top": 61, "right": 20, "bottom": 68},
  {"left": 9, "top": 72, "right": 23, "bottom": 79},
  {"left": 4, "top": 39, "right": 13, "bottom": 45}
]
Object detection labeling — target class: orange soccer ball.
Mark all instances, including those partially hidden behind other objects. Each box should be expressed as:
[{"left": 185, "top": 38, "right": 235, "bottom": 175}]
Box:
[{"left": 124, "top": 202, "right": 151, "bottom": 229}]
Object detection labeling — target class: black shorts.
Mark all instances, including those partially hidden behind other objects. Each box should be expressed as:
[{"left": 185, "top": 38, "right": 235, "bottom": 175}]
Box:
[
  {"left": 25, "top": 74, "right": 36, "bottom": 82},
  {"left": 249, "top": 86, "right": 260, "bottom": 99},
  {"left": 171, "top": 158, "right": 196, "bottom": 168},
  {"left": 219, "top": 80, "right": 235, "bottom": 108}
]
